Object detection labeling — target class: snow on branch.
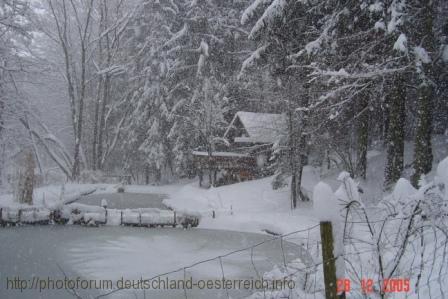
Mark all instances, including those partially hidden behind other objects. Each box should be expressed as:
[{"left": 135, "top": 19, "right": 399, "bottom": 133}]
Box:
[
  {"left": 163, "top": 24, "right": 188, "bottom": 49},
  {"left": 393, "top": 33, "right": 408, "bottom": 53},
  {"left": 289, "top": 9, "right": 342, "bottom": 58},
  {"left": 311, "top": 66, "right": 408, "bottom": 79},
  {"left": 387, "top": 0, "right": 405, "bottom": 33},
  {"left": 96, "top": 65, "right": 127, "bottom": 76},
  {"left": 238, "top": 44, "right": 268, "bottom": 79},
  {"left": 196, "top": 40, "right": 209, "bottom": 77},
  {"left": 241, "top": 0, "right": 273, "bottom": 25},
  {"left": 247, "top": 0, "right": 287, "bottom": 40}
]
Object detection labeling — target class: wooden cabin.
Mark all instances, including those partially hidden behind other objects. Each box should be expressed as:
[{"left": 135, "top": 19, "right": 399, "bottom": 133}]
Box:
[{"left": 193, "top": 111, "right": 287, "bottom": 187}]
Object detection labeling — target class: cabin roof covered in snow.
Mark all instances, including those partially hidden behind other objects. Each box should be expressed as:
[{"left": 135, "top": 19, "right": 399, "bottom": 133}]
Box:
[{"left": 224, "top": 111, "right": 287, "bottom": 144}]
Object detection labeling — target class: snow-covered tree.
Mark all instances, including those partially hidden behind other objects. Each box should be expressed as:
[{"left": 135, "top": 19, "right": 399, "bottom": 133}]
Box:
[
  {"left": 0, "top": 0, "right": 34, "bottom": 184},
  {"left": 241, "top": 0, "right": 318, "bottom": 207}
]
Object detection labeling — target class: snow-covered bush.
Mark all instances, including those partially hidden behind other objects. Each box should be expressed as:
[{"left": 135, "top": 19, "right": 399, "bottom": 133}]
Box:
[
  {"left": 339, "top": 156, "right": 448, "bottom": 298},
  {"left": 306, "top": 156, "right": 448, "bottom": 298}
]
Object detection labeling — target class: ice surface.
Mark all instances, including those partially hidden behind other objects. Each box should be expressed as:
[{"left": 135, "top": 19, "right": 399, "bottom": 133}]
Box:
[
  {"left": 76, "top": 192, "right": 167, "bottom": 209},
  {"left": 0, "top": 226, "right": 301, "bottom": 299}
]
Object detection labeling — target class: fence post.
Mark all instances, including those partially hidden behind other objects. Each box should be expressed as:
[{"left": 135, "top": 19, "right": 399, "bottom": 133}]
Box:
[{"left": 320, "top": 221, "right": 345, "bottom": 299}]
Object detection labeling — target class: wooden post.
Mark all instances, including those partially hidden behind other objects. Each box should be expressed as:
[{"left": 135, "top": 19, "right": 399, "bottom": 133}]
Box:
[
  {"left": 199, "top": 170, "right": 203, "bottom": 188},
  {"left": 320, "top": 221, "right": 345, "bottom": 299}
]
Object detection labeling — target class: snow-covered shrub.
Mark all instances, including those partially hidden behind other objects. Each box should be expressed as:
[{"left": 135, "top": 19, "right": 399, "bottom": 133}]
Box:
[
  {"left": 338, "top": 156, "right": 448, "bottom": 298},
  {"left": 176, "top": 212, "right": 200, "bottom": 228},
  {"left": 305, "top": 157, "right": 448, "bottom": 298},
  {"left": 116, "top": 185, "right": 125, "bottom": 193}
]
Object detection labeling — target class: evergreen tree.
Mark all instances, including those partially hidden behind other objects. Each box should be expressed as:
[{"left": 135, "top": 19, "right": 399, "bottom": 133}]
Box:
[{"left": 411, "top": 0, "right": 437, "bottom": 187}]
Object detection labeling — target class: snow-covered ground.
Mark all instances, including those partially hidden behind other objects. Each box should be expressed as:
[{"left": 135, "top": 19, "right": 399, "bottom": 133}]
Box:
[
  {"left": 164, "top": 172, "right": 320, "bottom": 235},
  {"left": 1, "top": 136, "right": 447, "bottom": 298},
  {"left": 161, "top": 138, "right": 448, "bottom": 298}
]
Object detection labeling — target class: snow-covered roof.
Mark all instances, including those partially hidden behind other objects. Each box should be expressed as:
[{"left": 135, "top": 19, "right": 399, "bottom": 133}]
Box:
[{"left": 224, "top": 111, "right": 287, "bottom": 144}]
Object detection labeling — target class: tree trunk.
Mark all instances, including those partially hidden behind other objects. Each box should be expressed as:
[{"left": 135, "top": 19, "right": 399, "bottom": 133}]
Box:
[
  {"left": 0, "top": 144, "right": 3, "bottom": 186},
  {"left": 411, "top": 1, "right": 435, "bottom": 187},
  {"left": 296, "top": 133, "right": 308, "bottom": 201},
  {"left": 92, "top": 76, "right": 103, "bottom": 170},
  {"left": 155, "top": 166, "right": 162, "bottom": 184},
  {"left": 72, "top": 41, "right": 88, "bottom": 180},
  {"left": 97, "top": 73, "right": 109, "bottom": 170},
  {"left": 412, "top": 83, "right": 433, "bottom": 187},
  {"left": 290, "top": 118, "right": 308, "bottom": 208},
  {"left": 356, "top": 95, "right": 369, "bottom": 179},
  {"left": 16, "top": 150, "right": 35, "bottom": 205},
  {"left": 92, "top": 6, "right": 105, "bottom": 170},
  {"left": 72, "top": 118, "right": 83, "bottom": 180},
  {"left": 384, "top": 74, "right": 406, "bottom": 188},
  {"left": 288, "top": 109, "right": 298, "bottom": 209},
  {"left": 145, "top": 164, "right": 150, "bottom": 185},
  {"left": 97, "top": 1, "right": 111, "bottom": 170},
  {"left": 0, "top": 100, "right": 4, "bottom": 185}
]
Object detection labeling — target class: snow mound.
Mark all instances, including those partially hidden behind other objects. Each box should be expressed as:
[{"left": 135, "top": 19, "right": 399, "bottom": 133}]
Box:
[{"left": 392, "top": 178, "right": 417, "bottom": 202}]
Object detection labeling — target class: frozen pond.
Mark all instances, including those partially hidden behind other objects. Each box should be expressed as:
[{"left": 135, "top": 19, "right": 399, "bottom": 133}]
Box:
[
  {"left": 0, "top": 226, "right": 301, "bottom": 298},
  {"left": 75, "top": 192, "right": 167, "bottom": 209}
]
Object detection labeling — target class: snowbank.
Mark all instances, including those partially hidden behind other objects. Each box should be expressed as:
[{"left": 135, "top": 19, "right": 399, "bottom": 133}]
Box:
[{"left": 164, "top": 168, "right": 322, "bottom": 235}]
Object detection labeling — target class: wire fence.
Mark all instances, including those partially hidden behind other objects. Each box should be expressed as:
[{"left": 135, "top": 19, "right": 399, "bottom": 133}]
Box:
[
  {"left": 3, "top": 186, "right": 447, "bottom": 299},
  {"left": 53, "top": 223, "right": 321, "bottom": 299},
  {"left": 79, "top": 202, "right": 447, "bottom": 299}
]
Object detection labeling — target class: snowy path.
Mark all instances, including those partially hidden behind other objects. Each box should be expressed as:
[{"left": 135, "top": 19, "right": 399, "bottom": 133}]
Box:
[{"left": 74, "top": 192, "right": 167, "bottom": 209}]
